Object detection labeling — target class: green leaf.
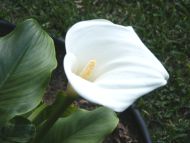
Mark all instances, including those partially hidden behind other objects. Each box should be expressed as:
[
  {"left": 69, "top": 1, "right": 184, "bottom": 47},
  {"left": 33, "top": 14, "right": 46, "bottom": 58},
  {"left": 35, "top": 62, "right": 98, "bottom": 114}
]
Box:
[
  {"left": 0, "top": 116, "right": 36, "bottom": 143},
  {"left": 41, "top": 107, "right": 119, "bottom": 143},
  {"left": 0, "top": 19, "right": 57, "bottom": 125}
]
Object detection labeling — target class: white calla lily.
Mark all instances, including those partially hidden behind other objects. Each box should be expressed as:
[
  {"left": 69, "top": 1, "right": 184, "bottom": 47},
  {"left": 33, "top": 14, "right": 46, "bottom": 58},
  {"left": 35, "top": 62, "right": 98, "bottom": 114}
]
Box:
[{"left": 63, "top": 19, "right": 169, "bottom": 112}]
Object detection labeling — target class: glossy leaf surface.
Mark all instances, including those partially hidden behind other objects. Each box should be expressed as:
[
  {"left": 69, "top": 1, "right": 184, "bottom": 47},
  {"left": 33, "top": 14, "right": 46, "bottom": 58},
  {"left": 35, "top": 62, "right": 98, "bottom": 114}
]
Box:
[{"left": 0, "top": 19, "right": 57, "bottom": 125}]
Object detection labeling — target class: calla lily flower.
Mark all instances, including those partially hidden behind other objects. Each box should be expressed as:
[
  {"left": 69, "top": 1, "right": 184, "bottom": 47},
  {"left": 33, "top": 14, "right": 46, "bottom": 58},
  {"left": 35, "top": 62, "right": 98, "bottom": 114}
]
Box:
[{"left": 63, "top": 19, "right": 169, "bottom": 112}]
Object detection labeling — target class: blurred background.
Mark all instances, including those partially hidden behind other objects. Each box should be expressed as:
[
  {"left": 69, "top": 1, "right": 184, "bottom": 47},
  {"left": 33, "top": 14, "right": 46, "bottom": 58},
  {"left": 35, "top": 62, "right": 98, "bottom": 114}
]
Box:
[{"left": 0, "top": 0, "right": 190, "bottom": 142}]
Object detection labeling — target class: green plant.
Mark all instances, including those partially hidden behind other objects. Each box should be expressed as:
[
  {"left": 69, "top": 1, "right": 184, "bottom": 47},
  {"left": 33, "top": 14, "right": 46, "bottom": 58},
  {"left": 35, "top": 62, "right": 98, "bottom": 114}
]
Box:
[{"left": 0, "top": 19, "right": 119, "bottom": 143}]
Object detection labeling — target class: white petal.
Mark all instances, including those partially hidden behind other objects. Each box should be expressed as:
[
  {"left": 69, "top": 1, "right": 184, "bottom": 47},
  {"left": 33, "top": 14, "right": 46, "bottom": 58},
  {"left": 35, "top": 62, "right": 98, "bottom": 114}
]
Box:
[{"left": 64, "top": 19, "right": 169, "bottom": 112}]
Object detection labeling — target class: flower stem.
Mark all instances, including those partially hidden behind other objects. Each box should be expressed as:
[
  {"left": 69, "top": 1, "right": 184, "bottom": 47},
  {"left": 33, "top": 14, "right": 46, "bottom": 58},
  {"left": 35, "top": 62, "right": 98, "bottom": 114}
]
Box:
[{"left": 32, "top": 91, "right": 77, "bottom": 143}]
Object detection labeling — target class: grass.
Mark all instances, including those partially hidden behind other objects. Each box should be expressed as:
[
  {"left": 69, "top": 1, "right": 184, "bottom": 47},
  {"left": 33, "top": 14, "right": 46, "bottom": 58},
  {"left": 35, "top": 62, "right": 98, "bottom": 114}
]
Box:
[{"left": 1, "top": 0, "right": 190, "bottom": 142}]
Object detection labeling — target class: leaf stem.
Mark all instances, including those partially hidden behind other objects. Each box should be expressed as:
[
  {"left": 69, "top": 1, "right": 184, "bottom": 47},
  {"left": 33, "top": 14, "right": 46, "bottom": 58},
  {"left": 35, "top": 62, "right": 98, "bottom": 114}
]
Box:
[
  {"left": 28, "top": 103, "right": 47, "bottom": 122},
  {"left": 32, "top": 91, "right": 76, "bottom": 143}
]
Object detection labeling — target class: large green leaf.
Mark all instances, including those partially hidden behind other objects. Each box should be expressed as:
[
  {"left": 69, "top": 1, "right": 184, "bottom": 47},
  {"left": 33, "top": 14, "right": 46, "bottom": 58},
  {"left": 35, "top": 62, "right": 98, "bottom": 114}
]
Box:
[
  {"left": 0, "top": 19, "right": 57, "bottom": 125},
  {"left": 41, "top": 107, "right": 119, "bottom": 143}
]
